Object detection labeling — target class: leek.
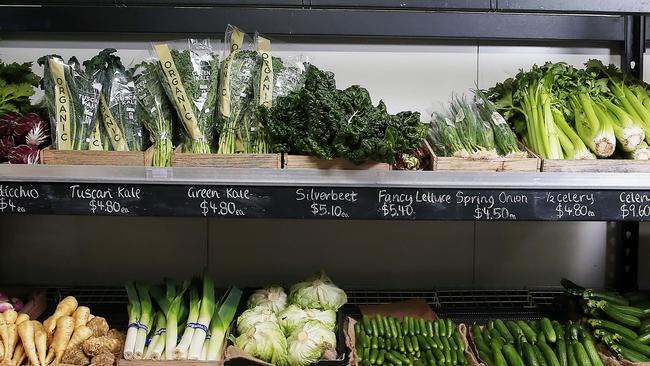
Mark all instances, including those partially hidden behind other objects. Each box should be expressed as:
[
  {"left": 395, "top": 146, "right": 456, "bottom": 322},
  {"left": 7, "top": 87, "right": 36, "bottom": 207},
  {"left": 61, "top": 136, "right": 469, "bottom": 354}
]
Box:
[
  {"left": 188, "top": 272, "right": 216, "bottom": 360},
  {"left": 206, "top": 286, "right": 243, "bottom": 361},
  {"left": 175, "top": 284, "right": 201, "bottom": 359},
  {"left": 165, "top": 280, "right": 190, "bottom": 360},
  {"left": 145, "top": 311, "right": 167, "bottom": 360},
  {"left": 124, "top": 281, "right": 141, "bottom": 360},
  {"left": 134, "top": 283, "right": 153, "bottom": 359}
]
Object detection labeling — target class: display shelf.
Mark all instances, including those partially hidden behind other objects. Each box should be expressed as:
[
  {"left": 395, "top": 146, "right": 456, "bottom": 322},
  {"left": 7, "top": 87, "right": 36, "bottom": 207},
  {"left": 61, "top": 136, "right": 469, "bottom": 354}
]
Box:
[{"left": 2, "top": 165, "right": 650, "bottom": 220}]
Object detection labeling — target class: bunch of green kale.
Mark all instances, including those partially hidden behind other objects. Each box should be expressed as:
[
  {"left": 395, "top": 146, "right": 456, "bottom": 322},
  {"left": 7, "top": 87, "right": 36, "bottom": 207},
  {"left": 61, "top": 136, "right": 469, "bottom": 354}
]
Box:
[{"left": 258, "top": 64, "right": 425, "bottom": 164}]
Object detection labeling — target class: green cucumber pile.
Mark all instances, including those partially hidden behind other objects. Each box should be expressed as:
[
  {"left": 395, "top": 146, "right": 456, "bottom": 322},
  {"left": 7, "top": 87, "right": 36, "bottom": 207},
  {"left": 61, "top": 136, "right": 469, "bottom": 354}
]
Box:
[
  {"left": 563, "top": 279, "right": 650, "bottom": 362},
  {"left": 472, "top": 318, "right": 603, "bottom": 366},
  {"left": 354, "top": 315, "right": 469, "bottom": 366}
]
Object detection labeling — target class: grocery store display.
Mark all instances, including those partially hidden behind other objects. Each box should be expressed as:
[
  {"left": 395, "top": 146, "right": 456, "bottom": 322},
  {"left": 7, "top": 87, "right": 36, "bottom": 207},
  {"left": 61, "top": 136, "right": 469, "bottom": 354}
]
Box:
[
  {"left": 354, "top": 315, "right": 469, "bottom": 366},
  {"left": 0, "top": 295, "right": 123, "bottom": 366},
  {"left": 123, "top": 272, "right": 242, "bottom": 361},
  {"left": 471, "top": 318, "right": 604, "bottom": 366},
  {"left": 427, "top": 92, "right": 526, "bottom": 159},
  {"left": 563, "top": 279, "right": 650, "bottom": 362},
  {"left": 232, "top": 271, "right": 346, "bottom": 366},
  {"left": 488, "top": 60, "right": 650, "bottom": 160}
]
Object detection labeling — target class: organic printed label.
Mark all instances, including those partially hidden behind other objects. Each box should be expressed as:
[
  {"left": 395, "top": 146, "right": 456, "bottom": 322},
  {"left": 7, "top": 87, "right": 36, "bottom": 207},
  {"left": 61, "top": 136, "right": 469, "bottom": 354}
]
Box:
[
  {"left": 89, "top": 119, "right": 103, "bottom": 151},
  {"left": 491, "top": 112, "right": 507, "bottom": 126},
  {"left": 219, "top": 27, "right": 245, "bottom": 118},
  {"left": 258, "top": 37, "right": 274, "bottom": 108},
  {"left": 49, "top": 59, "right": 72, "bottom": 150},
  {"left": 455, "top": 109, "right": 465, "bottom": 122},
  {"left": 155, "top": 44, "right": 203, "bottom": 140},
  {"left": 100, "top": 95, "right": 128, "bottom": 151},
  {"left": 444, "top": 117, "right": 454, "bottom": 127}
]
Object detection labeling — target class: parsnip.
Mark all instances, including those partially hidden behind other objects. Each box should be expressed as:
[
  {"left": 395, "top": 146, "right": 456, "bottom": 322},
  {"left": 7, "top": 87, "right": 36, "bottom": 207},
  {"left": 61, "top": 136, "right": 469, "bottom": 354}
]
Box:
[
  {"left": 0, "top": 312, "right": 9, "bottom": 363},
  {"left": 6, "top": 323, "right": 17, "bottom": 363},
  {"left": 15, "top": 314, "right": 29, "bottom": 325},
  {"left": 44, "top": 296, "right": 78, "bottom": 334},
  {"left": 46, "top": 316, "right": 74, "bottom": 365},
  {"left": 11, "top": 343, "right": 24, "bottom": 366},
  {"left": 34, "top": 323, "right": 47, "bottom": 366},
  {"left": 18, "top": 320, "right": 39, "bottom": 366},
  {"left": 72, "top": 307, "right": 90, "bottom": 329},
  {"left": 4, "top": 310, "right": 17, "bottom": 324},
  {"left": 0, "top": 337, "right": 4, "bottom": 361},
  {"left": 65, "top": 326, "right": 92, "bottom": 352}
]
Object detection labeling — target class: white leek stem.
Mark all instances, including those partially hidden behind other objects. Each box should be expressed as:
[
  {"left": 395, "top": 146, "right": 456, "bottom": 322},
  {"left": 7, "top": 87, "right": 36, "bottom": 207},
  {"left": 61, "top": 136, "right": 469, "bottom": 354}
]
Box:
[
  {"left": 144, "top": 335, "right": 159, "bottom": 359},
  {"left": 188, "top": 324, "right": 210, "bottom": 359},
  {"left": 200, "top": 339, "right": 209, "bottom": 361},
  {"left": 134, "top": 327, "right": 149, "bottom": 359},
  {"left": 123, "top": 327, "right": 138, "bottom": 360},
  {"left": 174, "top": 325, "right": 195, "bottom": 360},
  {"left": 206, "top": 331, "right": 225, "bottom": 361}
]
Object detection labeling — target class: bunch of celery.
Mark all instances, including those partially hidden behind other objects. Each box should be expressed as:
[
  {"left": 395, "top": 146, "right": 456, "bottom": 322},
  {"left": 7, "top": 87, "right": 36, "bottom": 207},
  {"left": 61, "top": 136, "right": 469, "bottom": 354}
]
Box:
[
  {"left": 123, "top": 272, "right": 242, "bottom": 361},
  {"left": 428, "top": 93, "right": 515, "bottom": 159},
  {"left": 488, "top": 60, "right": 650, "bottom": 160}
]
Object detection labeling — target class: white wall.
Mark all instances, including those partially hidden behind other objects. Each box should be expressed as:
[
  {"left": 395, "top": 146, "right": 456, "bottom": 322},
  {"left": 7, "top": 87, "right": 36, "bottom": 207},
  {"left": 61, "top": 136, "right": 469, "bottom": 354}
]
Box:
[{"left": 0, "top": 36, "right": 618, "bottom": 289}]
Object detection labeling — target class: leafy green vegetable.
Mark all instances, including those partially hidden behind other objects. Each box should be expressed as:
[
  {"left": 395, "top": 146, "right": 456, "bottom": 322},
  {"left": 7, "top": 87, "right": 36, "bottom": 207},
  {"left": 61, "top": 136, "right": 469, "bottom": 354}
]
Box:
[
  {"left": 133, "top": 61, "right": 174, "bottom": 166},
  {"left": 0, "top": 60, "right": 39, "bottom": 116},
  {"left": 84, "top": 49, "right": 144, "bottom": 151},
  {"left": 259, "top": 64, "right": 424, "bottom": 164},
  {"left": 217, "top": 49, "right": 259, "bottom": 154},
  {"left": 156, "top": 41, "right": 220, "bottom": 154},
  {"left": 38, "top": 55, "right": 102, "bottom": 150}
]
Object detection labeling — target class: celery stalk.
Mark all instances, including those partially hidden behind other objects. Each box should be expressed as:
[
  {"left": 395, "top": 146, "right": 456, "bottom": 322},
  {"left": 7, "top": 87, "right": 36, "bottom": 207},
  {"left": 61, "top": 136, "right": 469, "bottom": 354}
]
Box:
[
  {"left": 188, "top": 272, "right": 216, "bottom": 360},
  {"left": 124, "top": 282, "right": 141, "bottom": 360},
  {"left": 600, "top": 97, "right": 645, "bottom": 151},
  {"left": 551, "top": 109, "right": 595, "bottom": 160}
]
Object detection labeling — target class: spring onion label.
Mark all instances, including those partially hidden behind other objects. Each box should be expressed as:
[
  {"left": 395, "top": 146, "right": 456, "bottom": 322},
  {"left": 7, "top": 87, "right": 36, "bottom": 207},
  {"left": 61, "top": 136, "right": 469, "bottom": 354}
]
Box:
[
  {"left": 89, "top": 119, "right": 103, "bottom": 151},
  {"left": 155, "top": 43, "right": 203, "bottom": 140},
  {"left": 49, "top": 59, "right": 72, "bottom": 150},
  {"left": 258, "top": 36, "right": 274, "bottom": 108},
  {"left": 219, "top": 27, "right": 245, "bottom": 118},
  {"left": 100, "top": 95, "right": 128, "bottom": 151}
]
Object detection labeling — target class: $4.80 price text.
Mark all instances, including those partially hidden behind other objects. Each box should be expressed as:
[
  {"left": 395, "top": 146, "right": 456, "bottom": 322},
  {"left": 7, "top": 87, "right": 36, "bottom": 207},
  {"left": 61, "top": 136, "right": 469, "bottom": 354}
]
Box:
[{"left": 200, "top": 200, "right": 245, "bottom": 217}]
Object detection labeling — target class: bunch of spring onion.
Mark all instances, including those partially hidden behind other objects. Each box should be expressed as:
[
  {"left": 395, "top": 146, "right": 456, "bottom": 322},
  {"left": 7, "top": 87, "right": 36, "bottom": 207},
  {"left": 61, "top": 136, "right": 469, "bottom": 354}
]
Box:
[
  {"left": 428, "top": 93, "right": 525, "bottom": 159},
  {"left": 488, "top": 61, "right": 650, "bottom": 160},
  {"left": 123, "top": 272, "right": 242, "bottom": 361}
]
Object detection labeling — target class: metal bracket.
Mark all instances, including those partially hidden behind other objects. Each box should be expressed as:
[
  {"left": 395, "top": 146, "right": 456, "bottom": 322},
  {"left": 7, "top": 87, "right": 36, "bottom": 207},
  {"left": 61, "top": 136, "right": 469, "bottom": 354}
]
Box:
[
  {"left": 623, "top": 15, "right": 645, "bottom": 79},
  {"left": 607, "top": 222, "right": 640, "bottom": 292}
]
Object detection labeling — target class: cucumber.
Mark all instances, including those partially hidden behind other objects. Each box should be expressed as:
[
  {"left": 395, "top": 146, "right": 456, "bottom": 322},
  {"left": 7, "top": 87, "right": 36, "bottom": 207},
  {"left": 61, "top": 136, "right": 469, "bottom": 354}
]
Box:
[
  {"left": 370, "top": 348, "right": 379, "bottom": 364},
  {"left": 432, "top": 335, "right": 444, "bottom": 349},
  {"left": 402, "top": 318, "right": 409, "bottom": 336},
  {"left": 371, "top": 337, "right": 379, "bottom": 349},
  {"left": 539, "top": 339, "right": 561, "bottom": 366},
  {"left": 458, "top": 348, "right": 468, "bottom": 365},
  {"left": 377, "top": 314, "right": 386, "bottom": 337},
  {"left": 529, "top": 320, "right": 540, "bottom": 334},
  {"left": 567, "top": 341, "right": 578, "bottom": 366},
  {"left": 414, "top": 318, "right": 421, "bottom": 336},
  {"left": 638, "top": 331, "right": 650, "bottom": 344},
  {"left": 433, "top": 348, "right": 445, "bottom": 363},
  {"left": 434, "top": 319, "right": 440, "bottom": 337},
  {"left": 495, "top": 319, "right": 515, "bottom": 343},
  {"left": 453, "top": 331, "right": 465, "bottom": 352},
  {"left": 411, "top": 335, "right": 420, "bottom": 352},
  {"left": 506, "top": 321, "right": 525, "bottom": 340},
  {"left": 581, "top": 335, "right": 603, "bottom": 366},
  {"left": 363, "top": 315, "right": 372, "bottom": 333},
  {"left": 517, "top": 320, "right": 538, "bottom": 343},
  {"left": 523, "top": 342, "right": 541, "bottom": 366},
  {"left": 572, "top": 343, "right": 592, "bottom": 366},
  {"left": 583, "top": 289, "right": 629, "bottom": 306},
  {"left": 444, "top": 348, "right": 452, "bottom": 366},
  {"left": 362, "top": 360, "right": 373, "bottom": 366},
  {"left": 639, "top": 319, "right": 650, "bottom": 333},
  {"left": 387, "top": 317, "right": 398, "bottom": 339},
  {"left": 616, "top": 334, "right": 650, "bottom": 357},
  {"left": 490, "top": 337, "right": 504, "bottom": 351},
  {"left": 413, "top": 361, "right": 425, "bottom": 366},
  {"left": 395, "top": 352, "right": 411, "bottom": 365},
  {"left": 357, "top": 346, "right": 365, "bottom": 362},
  {"left": 385, "top": 351, "right": 403, "bottom": 366},
  {"left": 447, "top": 319, "right": 455, "bottom": 337},
  {"left": 483, "top": 328, "right": 492, "bottom": 342},
  {"left": 424, "top": 336, "right": 438, "bottom": 350},
  {"left": 425, "top": 350, "right": 436, "bottom": 365},
  {"left": 408, "top": 317, "right": 416, "bottom": 336},
  {"left": 538, "top": 330, "right": 547, "bottom": 344},
  {"left": 608, "top": 302, "right": 646, "bottom": 318},
  {"left": 553, "top": 321, "right": 565, "bottom": 340},
  {"left": 594, "top": 300, "right": 642, "bottom": 328},
  {"left": 439, "top": 319, "right": 447, "bottom": 338},
  {"left": 370, "top": 317, "right": 380, "bottom": 338},
  {"left": 568, "top": 324, "right": 580, "bottom": 342},
  {"left": 364, "top": 347, "right": 371, "bottom": 362},
  {"left": 479, "top": 350, "right": 495, "bottom": 366},
  {"left": 418, "top": 335, "right": 431, "bottom": 351},
  {"left": 420, "top": 319, "right": 429, "bottom": 337},
  {"left": 491, "top": 344, "right": 507, "bottom": 366},
  {"left": 450, "top": 344, "right": 458, "bottom": 365},
  {"left": 503, "top": 344, "right": 525, "bottom": 366},
  {"left": 405, "top": 336, "right": 414, "bottom": 353},
  {"left": 440, "top": 335, "right": 451, "bottom": 351},
  {"left": 534, "top": 344, "right": 549, "bottom": 366},
  {"left": 377, "top": 350, "right": 386, "bottom": 365},
  {"left": 609, "top": 343, "right": 650, "bottom": 362},
  {"left": 586, "top": 318, "right": 638, "bottom": 340},
  {"left": 398, "top": 338, "right": 406, "bottom": 353},
  {"left": 541, "top": 318, "right": 557, "bottom": 343},
  {"left": 487, "top": 320, "right": 495, "bottom": 331},
  {"left": 557, "top": 339, "right": 568, "bottom": 366},
  {"left": 489, "top": 328, "right": 505, "bottom": 343}
]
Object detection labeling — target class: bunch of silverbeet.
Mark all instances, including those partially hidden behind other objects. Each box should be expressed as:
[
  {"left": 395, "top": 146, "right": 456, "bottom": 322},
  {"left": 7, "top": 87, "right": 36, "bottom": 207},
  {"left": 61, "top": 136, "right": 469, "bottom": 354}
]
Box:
[
  {"left": 472, "top": 318, "right": 603, "bottom": 366},
  {"left": 564, "top": 278, "right": 650, "bottom": 362},
  {"left": 354, "top": 315, "right": 469, "bottom": 366}
]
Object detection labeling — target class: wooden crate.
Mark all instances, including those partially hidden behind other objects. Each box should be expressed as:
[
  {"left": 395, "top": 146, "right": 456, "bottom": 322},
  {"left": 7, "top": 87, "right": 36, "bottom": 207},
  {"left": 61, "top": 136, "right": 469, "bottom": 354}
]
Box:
[
  {"left": 284, "top": 155, "right": 391, "bottom": 170},
  {"left": 172, "top": 152, "right": 281, "bottom": 168},
  {"left": 542, "top": 159, "right": 650, "bottom": 172},
  {"left": 432, "top": 144, "right": 540, "bottom": 172},
  {"left": 41, "top": 147, "right": 147, "bottom": 166}
]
